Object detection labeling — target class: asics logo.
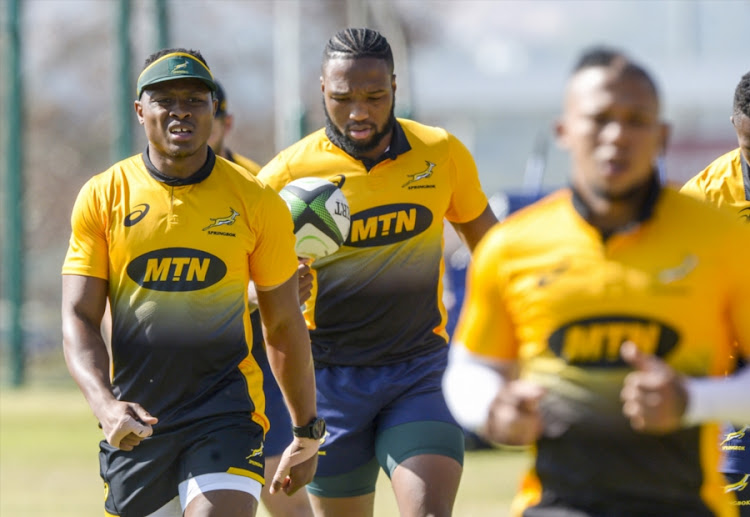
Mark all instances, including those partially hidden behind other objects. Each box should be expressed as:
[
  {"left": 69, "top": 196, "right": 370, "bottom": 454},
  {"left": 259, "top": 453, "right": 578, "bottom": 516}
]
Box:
[
  {"left": 739, "top": 207, "right": 750, "bottom": 222},
  {"left": 124, "top": 204, "right": 150, "bottom": 227}
]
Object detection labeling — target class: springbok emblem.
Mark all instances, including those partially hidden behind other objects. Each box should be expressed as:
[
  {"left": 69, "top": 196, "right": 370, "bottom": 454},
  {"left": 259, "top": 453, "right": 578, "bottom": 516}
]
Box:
[
  {"left": 246, "top": 442, "right": 264, "bottom": 460},
  {"left": 725, "top": 474, "right": 749, "bottom": 494},
  {"left": 203, "top": 208, "right": 240, "bottom": 231},
  {"left": 402, "top": 161, "right": 436, "bottom": 187},
  {"left": 720, "top": 426, "right": 749, "bottom": 447}
]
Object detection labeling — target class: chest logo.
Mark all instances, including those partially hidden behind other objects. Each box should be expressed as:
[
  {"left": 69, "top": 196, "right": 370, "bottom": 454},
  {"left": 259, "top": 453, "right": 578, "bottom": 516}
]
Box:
[
  {"left": 657, "top": 254, "right": 698, "bottom": 284},
  {"left": 739, "top": 207, "right": 750, "bottom": 222},
  {"left": 547, "top": 316, "right": 679, "bottom": 367},
  {"left": 402, "top": 161, "right": 436, "bottom": 188},
  {"left": 124, "top": 204, "right": 150, "bottom": 227},
  {"left": 127, "top": 248, "right": 227, "bottom": 291},
  {"left": 203, "top": 208, "right": 240, "bottom": 231},
  {"left": 346, "top": 203, "right": 432, "bottom": 247}
]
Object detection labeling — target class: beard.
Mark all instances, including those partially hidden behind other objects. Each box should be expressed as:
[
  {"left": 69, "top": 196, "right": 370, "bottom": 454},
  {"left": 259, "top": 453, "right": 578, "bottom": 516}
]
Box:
[{"left": 324, "top": 100, "right": 396, "bottom": 159}]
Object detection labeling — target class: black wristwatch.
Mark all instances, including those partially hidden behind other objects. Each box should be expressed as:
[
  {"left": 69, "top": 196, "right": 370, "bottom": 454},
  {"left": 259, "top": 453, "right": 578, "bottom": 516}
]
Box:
[{"left": 292, "top": 416, "right": 326, "bottom": 440}]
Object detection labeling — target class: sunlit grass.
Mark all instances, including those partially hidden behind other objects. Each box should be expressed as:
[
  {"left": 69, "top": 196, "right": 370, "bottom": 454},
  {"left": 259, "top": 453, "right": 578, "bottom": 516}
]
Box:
[{"left": 1, "top": 384, "right": 528, "bottom": 516}]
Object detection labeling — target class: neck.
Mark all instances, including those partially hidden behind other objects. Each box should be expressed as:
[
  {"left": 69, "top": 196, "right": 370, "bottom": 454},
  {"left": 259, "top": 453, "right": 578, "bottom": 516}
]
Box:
[
  {"left": 147, "top": 144, "right": 209, "bottom": 179},
  {"left": 573, "top": 175, "right": 657, "bottom": 234}
]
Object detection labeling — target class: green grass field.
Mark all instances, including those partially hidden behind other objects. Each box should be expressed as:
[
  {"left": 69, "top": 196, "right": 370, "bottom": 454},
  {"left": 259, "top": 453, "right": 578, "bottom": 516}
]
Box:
[{"left": 0, "top": 384, "right": 530, "bottom": 516}]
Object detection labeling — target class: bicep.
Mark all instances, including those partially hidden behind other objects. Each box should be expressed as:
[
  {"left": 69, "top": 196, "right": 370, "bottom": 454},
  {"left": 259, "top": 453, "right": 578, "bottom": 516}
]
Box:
[
  {"left": 62, "top": 275, "right": 108, "bottom": 334},
  {"left": 255, "top": 271, "right": 299, "bottom": 333}
]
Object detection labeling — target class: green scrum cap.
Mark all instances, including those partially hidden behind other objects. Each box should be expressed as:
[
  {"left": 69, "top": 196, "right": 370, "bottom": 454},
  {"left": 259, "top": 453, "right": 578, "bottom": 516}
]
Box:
[{"left": 136, "top": 51, "right": 216, "bottom": 98}]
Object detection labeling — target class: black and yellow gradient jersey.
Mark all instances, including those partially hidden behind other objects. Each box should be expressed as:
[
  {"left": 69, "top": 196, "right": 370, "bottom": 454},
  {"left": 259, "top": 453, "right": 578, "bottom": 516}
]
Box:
[
  {"left": 258, "top": 118, "right": 488, "bottom": 366},
  {"left": 455, "top": 185, "right": 750, "bottom": 517},
  {"left": 681, "top": 148, "right": 750, "bottom": 223},
  {"left": 62, "top": 149, "right": 298, "bottom": 433}
]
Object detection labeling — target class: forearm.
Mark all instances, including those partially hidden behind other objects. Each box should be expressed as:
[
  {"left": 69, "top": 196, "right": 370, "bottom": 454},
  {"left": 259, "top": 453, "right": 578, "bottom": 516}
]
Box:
[
  {"left": 264, "top": 316, "right": 317, "bottom": 426},
  {"left": 62, "top": 317, "right": 117, "bottom": 420},
  {"left": 683, "top": 366, "right": 750, "bottom": 426}
]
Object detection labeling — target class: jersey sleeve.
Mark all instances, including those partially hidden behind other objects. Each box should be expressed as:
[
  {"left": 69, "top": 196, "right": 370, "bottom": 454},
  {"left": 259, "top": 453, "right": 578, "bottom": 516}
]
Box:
[
  {"left": 726, "top": 222, "right": 750, "bottom": 361},
  {"left": 452, "top": 225, "right": 518, "bottom": 360},
  {"left": 444, "top": 134, "right": 489, "bottom": 224},
  {"left": 249, "top": 184, "right": 298, "bottom": 288},
  {"left": 61, "top": 177, "right": 109, "bottom": 279},
  {"left": 257, "top": 152, "right": 293, "bottom": 193},
  {"left": 680, "top": 173, "right": 710, "bottom": 203}
]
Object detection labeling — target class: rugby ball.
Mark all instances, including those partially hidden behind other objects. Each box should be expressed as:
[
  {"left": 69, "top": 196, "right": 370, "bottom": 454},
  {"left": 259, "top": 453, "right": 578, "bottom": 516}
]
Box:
[{"left": 279, "top": 178, "right": 351, "bottom": 260}]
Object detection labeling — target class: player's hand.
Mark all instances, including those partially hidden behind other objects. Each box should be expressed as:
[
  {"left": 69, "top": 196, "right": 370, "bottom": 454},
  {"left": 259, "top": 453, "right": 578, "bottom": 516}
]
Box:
[
  {"left": 269, "top": 437, "right": 320, "bottom": 496},
  {"left": 620, "top": 341, "right": 687, "bottom": 434},
  {"left": 484, "top": 380, "right": 545, "bottom": 446},
  {"left": 99, "top": 401, "right": 158, "bottom": 451},
  {"left": 297, "top": 258, "right": 313, "bottom": 305}
]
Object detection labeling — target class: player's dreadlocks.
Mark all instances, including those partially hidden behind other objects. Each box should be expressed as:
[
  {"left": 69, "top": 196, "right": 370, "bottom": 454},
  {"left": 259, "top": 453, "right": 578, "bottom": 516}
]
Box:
[
  {"left": 142, "top": 47, "right": 209, "bottom": 71},
  {"left": 572, "top": 45, "right": 659, "bottom": 100},
  {"left": 733, "top": 71, "right": 750, "bottom": 118},
  {"left": 322, "top": 28, "right": 394, "bottom": 73}
]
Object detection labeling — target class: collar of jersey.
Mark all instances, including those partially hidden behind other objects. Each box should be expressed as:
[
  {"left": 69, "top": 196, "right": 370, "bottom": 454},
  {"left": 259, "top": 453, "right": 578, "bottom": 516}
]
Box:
[
  {"left": 142, "top": 145, "right": 216, "bottom": 186},
  {"left": 327, "top": 119, "right": 411, "bottom": 171},
  {"left": 740, "top": 151, "right": 750, "bottom": 202},
  {"left": 570, "top": 171, "right": 661, "bottom": 237}
]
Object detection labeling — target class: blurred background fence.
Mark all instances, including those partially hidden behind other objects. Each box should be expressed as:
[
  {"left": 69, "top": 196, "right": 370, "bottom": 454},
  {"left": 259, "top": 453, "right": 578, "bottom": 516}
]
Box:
[{"left": 1, "top": 0, "right": 748, "bottom": 387}]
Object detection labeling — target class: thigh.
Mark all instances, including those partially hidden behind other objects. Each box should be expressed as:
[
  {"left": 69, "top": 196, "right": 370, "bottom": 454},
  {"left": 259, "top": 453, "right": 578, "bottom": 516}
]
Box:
[
  {"left": 375, "top": 348, "right": 464, "bottom": 475},
  {"left": 312, "top": 365, "right": 383, "bottom": 479},
  {"left": 100, "top": 437, "right": 181, "bottom": 516},
  {"left": 178, "top": 415, "right": 266, "bottom": 501}
]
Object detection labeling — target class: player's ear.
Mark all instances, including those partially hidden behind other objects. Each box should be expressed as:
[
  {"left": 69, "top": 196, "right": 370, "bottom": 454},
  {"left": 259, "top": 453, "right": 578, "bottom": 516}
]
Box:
[
  {"left": 659, "top": 121, "right": 671, "bottom": 155},
  {"left": 554, "top": 118, "right": 568, "bottom": 149},
  {"left": 225, "top": 114, "right": 234, "bottom": 131},
  {"left": 392, "top": 74, "right": 397, "bottom": 93},
  {"left": 320, "top": 76, "right": 325, "bottom": 93},
  {"left": 134, "top": 99, "right": 145, "bottom": 125}
]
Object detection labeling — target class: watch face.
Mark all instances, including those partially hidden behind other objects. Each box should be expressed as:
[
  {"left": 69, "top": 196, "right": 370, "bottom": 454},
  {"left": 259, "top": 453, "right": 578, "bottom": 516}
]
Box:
[{"left": 312, "top": 417, "right": 326, "bottom": 439}]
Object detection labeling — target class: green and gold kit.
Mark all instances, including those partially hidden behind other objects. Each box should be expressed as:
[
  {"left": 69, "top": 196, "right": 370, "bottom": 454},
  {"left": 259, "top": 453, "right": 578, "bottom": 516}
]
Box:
[
  {"left": 63, "top": 149, "right": 298, "bottom": 432},
  {"left": 456, "top": 184, "right": 750, "bottom": 517},
  {"left": 259, "top": 119, "right": 488, "bottom": 366},
  {"left": 681, "top": 148, "right": 750, "bottom": 222}
]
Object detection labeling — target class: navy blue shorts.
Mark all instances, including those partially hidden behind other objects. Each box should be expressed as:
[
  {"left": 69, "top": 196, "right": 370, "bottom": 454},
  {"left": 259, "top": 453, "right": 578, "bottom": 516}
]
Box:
[
  {"left": 251, "top": 311, "right": 293, "bottom": 457},
  {"left": 307, "top": 346, "right": 464, "bottom": 497},
  {"left": 100, "top": 414, "right": 265, "bottom": 516}
]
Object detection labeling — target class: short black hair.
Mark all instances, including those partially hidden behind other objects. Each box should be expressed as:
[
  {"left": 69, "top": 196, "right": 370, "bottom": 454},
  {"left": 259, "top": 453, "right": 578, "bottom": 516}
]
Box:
[
  {"left": 572, "top": 45, "right": 659, "bottom": 99},
  {"left": 733, "top": 71, "right": 750, "bottom": 118},
  {"left": 322, "top": 28, "right": 394, "bottom": 73},
  {"left": 142, "top": 47, "right": 209, "bottom": 71}
]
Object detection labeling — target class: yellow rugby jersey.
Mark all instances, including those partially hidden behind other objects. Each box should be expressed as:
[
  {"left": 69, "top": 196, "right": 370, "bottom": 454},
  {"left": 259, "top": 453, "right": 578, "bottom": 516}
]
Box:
[
  {"left": 681, "top": 148, "right": 750, "bottom": 222},
  {"left": 62, "top": 149, "right": 298, "bottom": 432},
  {"left": 258, "top": 119, "right": 488, "bottom": 366},
  {"left": 456, "top": 185, "right": 750, "bottom": 517},
  {"left": 227, "top": 150, "right": 262, "bottom": 176}
]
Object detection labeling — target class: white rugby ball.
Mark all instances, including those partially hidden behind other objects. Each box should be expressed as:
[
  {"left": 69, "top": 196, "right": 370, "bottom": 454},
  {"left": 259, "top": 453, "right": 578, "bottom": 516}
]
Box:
[{"left": 279, "top": 178, "right": 351, "bottom": 260}]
